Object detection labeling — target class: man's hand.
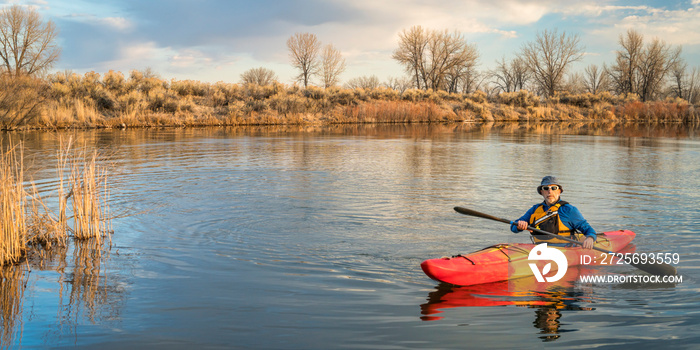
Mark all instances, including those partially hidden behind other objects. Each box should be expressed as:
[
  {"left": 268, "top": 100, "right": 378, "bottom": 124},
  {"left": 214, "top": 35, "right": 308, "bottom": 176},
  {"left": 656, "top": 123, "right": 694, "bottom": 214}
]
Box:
[
  {"left": 515, "top": 220, "right": 529, "bottom": 231},
  {"left": 581, "top": 236, "right": 595, "bottom": 249}
]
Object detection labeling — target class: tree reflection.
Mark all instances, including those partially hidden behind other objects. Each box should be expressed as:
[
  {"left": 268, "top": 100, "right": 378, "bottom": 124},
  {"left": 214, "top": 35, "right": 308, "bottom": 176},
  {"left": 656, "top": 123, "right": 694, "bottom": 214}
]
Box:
[{"left": 5, "top": 122, "right": 700, "bottom": 156}]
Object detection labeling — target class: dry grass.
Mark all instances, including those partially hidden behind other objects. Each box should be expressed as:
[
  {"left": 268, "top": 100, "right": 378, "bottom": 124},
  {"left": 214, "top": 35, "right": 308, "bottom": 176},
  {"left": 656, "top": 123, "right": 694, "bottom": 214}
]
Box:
[
  {"left": 69, "top": 148, "right": 110, "bottom": 242},
  {"left": 614, "top": 99, "right": 699, "bottom": 123},
  {"left": 0, "top": 145, "right": 27, "bottom": 266},
  {"left": 333, "top": 100, "right": 465, "bottom": 123},
  {"left": 0, "top": 69, "right": 697, "bottom": 130},
  {"left": 0, "top": 141, "right": 114, "bottom": 345},
  {"left": 0, "top": 140, "right": 113, "bottom": 266},
  {"left": 26, "top": 182, "right": 67, "bottom": 250}
]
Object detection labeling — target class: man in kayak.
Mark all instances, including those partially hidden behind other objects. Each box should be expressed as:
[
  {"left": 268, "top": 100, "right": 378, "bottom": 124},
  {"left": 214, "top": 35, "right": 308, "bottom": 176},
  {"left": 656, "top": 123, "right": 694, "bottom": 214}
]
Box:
[{"left": 511, "top": 176, "right": 596, "bottom": 249}]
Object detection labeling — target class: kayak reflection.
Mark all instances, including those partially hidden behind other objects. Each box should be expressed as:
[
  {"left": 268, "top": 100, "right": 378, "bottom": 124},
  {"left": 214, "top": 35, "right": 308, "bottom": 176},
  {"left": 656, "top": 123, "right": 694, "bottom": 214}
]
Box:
[
  {"left": 420, "top": 266, "right": 592, "bottom": 340},
  {"left": 420, "top": 243, "right": 637, "bottom": 341}
]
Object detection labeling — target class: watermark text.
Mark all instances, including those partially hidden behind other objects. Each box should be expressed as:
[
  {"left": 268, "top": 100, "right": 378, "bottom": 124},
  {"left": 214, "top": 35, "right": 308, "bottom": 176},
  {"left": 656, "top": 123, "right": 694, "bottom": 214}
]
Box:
[{"left": 579, "top": 274, "right": 683, "bottom": 284}]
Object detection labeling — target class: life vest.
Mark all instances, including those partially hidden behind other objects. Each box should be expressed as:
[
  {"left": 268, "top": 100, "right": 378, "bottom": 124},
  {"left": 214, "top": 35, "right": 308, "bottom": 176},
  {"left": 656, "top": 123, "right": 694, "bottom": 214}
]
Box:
[{"left": 528, "top": 201, "right": 582, "bottom": 244}]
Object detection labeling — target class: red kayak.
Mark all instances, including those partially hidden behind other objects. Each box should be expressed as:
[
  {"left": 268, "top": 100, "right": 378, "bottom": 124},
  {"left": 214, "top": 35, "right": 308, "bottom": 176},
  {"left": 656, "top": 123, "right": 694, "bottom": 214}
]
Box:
[{"left": 421, "top": 230, "right": 636, "bottom": 286}]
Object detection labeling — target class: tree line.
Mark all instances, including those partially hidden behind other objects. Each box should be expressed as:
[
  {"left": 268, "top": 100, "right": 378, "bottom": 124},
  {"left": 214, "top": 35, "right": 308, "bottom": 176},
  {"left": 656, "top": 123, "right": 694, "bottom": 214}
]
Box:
[
  {"left": 286, "top": 25, "right": 697, "bottom": 104},
  {"left": 391, "top": 25, "right": 697, "bottom": 104},
  {"left": 1, "top": 4, "right": 698, "bottom": 121}
]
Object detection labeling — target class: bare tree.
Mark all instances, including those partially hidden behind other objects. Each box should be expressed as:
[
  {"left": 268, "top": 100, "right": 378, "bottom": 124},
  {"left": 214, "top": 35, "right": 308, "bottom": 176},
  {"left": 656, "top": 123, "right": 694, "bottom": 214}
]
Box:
[
  {"left": 240, "top": 67, "right": 278, "bottom": 86},
  {"left": 521, "top": 29, "right": 584, "bottom": 97},
  {"left": 583, "top": 64, "right": 610, "bottom": 94},
  {"left": 345, "top": 75, "right": 380, "bottom": 90},
  {"left": 424, "top": 29, "right": 479, "bottom": 91},
  {"left": 385, "top": 76, "right": 414, "bottom": 93},
  {"left": 688, "top": 67, "right": 700, "bottom": 104},
  {"left": 609, "top": 29, "right": 682, "bottom": 101},
  {"left": 491, "top": 56, "right": 531, "bottom": 93},
  {"left": 608, "top": 29, "right": 644, "bottom": 96},
  {"left": 393, "top": 26, "right": 479, "bottom": 92},
  {"left": 320, "top": 44, "right": 345, "bottom": 88},
  {"left": 0, "top": 5, "right": 60, "bottom": 77},
  {"left": 564, "top": 72, "right": 586, "bottom": 94},
  {"left": 637, "top": 38, "right": 681, "bottom": 101},
  {"left": 491, "top": 57, "right": 516, "bottom": 93},
  {"left": 511, "top": 57, "right": 531, "bottom": 92},
  {"left": 445, "top": 49, "right": 480, "bottom": 93},
  {"left": 670, "top": 59, "right": 687, "bottom": 99},
  {"left": 287, "top": 32, "right": 321, "bottom": 88},
  {"left": 392, "top": 26, "right": 429, "bottom": 90},
  {"left": 670, "top": 61, "right": 700, "bottom": 104},
  {"left": 456, "top": 67, "right": 484, "bottom": 94}
]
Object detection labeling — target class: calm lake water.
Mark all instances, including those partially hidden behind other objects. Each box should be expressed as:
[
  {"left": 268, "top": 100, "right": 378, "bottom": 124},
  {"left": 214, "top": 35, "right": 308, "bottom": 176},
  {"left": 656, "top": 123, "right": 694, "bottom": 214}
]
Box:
[{"left": 2, "top": 122, "right": 699, "bottom": 349}]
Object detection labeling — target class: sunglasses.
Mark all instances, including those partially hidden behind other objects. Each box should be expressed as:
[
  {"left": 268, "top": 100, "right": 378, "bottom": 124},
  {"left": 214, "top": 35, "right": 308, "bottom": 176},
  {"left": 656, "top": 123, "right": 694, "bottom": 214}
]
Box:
[{"left": 540, "top": 185, "right": 560, "bottom": 191}]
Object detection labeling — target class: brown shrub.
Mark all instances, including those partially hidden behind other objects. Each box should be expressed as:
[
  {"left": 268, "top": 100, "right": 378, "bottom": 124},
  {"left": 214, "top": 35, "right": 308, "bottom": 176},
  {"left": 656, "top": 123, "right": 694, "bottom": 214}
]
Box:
[
  {"left": 103, "top": 70, "right": 126, "bottom": 94},
  {"left": 496, "top": 90, "right": 539, "bottom": 108},
  {"left": 328, "top": 88, "right": 355, "bottom": 106},
  {"left": 0, "top": 75, "right": 48, "bottom": 128},
  {"left": 171, "top": 79, "right": 210, "bottom": 97}
]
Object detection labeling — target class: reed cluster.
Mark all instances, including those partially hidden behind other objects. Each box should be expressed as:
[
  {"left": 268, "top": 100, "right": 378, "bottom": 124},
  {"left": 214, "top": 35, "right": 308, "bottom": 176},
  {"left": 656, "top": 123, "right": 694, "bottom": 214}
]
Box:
[
  {"left": 0, "top": 140, "right": 112, "bottom": 266},
  {"left": 0, "top": 70, "right": 697, "bottom": 130},
  {"left": 68, "top": 148, "right": 110, "bottom": 244},
  {"left": 0, "top": 146, "right": 27, "bottom": 265}
]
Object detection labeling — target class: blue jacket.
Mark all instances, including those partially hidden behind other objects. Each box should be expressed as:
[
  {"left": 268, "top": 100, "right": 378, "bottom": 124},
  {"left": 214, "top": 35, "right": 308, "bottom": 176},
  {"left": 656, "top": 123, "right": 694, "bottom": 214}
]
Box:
[{"left": 510, "top": 201, "right": 597, "bottom": 240}]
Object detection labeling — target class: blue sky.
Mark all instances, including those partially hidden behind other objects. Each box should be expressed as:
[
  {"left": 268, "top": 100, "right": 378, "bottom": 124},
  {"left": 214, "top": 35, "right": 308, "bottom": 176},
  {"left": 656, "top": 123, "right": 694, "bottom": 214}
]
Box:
[{"left": 11, "top": 0, "right": 700, "bottom": 85}]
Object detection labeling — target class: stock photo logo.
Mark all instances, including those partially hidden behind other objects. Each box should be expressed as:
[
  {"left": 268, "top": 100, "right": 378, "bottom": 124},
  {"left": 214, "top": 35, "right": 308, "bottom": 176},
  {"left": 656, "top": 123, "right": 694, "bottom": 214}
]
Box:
[{"left": 528, "top": 243, "right": 568, "bottom": 282}]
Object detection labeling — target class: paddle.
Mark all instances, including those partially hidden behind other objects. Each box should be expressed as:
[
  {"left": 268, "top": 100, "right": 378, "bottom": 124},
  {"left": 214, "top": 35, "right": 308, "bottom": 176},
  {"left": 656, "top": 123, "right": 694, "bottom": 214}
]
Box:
[{"left": 453, "top": 206, "right": 678, "bottom": 277}]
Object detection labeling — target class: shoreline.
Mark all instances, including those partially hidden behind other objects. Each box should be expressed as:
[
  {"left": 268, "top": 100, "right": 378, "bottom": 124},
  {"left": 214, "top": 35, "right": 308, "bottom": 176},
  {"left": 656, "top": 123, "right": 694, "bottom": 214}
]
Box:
[
  {"left": 4, "top": 101, "right": 698, "bottom": 132},
  {"left": 2, "top": 72, "right": 698, "bottom": 132}
]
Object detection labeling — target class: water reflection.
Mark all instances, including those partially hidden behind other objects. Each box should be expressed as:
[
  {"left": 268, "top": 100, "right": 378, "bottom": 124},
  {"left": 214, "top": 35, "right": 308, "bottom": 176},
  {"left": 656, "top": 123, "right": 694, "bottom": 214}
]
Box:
[
  {"left": 0, "top": 122, "right": 696, "bottom": 348},
  {"left": 1, "top": 237, "right": 125, "bottom": 346},
  {"left": 0, "top": 266, "right": 25, "bottom": 350},
  {"left": 420, "top": 266, "right": 596, "bottom": 342},
  {"left": 419, "top": 240, "right": 645, "bottom": 342},
  {"left": 2, "top": 121, "right": 699, "bottom": 152},
  {"left": 60, "top": 239, "right": 115, "bottom": 324}
]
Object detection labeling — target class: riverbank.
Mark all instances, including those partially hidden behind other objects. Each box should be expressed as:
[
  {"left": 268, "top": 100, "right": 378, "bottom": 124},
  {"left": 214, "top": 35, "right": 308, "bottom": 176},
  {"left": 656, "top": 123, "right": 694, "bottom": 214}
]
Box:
[{"left": 1, "top": 71, "right": 698, "bottom": 131}]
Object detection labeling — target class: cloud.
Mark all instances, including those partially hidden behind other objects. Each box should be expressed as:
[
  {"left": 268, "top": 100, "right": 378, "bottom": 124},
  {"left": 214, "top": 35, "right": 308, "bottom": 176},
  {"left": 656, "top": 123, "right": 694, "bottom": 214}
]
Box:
[
  {"left": 583, "top": 2, "right": 700, "bottom": 46},
  {"left": 618, "top": 9, "right": 700, "bottom": 45},
  {"left": 55, "top": 0, "right": 543, "bottom": 74},
  {"left": 120, "top": 42, "right": 163, "bottom": 63},
  {"left": 496, "top": 0, "right": 551, "bottom": 25},
  {"left": 100, "top": 16, "right": 131, "bottom": 30},
  {"left": 48, "top": 0, "right": 557, "bottom": 82},
  {"left": 43, "top": 0, "right": 700, "bottom": 83},
  {"left": 61, "top": 13, "right": 133, "bottom": 31},
  {"left": 365, "top": 0, "right": 551, "bottom": 25},
  {"left": 170, "top": 49, "right": 212, "bottom": 69},
  {"left": 559, "top": 4, "right": 653, "bottom": 17}
]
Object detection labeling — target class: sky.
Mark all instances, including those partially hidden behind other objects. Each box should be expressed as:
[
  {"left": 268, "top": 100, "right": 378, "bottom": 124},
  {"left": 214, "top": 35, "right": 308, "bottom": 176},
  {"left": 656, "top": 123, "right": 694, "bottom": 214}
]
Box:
[{"left": 8, "top": 0, "right": 700, "bottom": 86}]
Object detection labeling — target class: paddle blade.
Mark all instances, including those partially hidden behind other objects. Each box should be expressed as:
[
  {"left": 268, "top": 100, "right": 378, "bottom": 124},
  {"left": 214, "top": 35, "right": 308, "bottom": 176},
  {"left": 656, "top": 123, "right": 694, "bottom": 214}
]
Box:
[
  {"left": 454, "top": 207, "right": 512, "bottom": 225},
  {"left": 630, "top": 261, "right": 678, "bottom": 277}
]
